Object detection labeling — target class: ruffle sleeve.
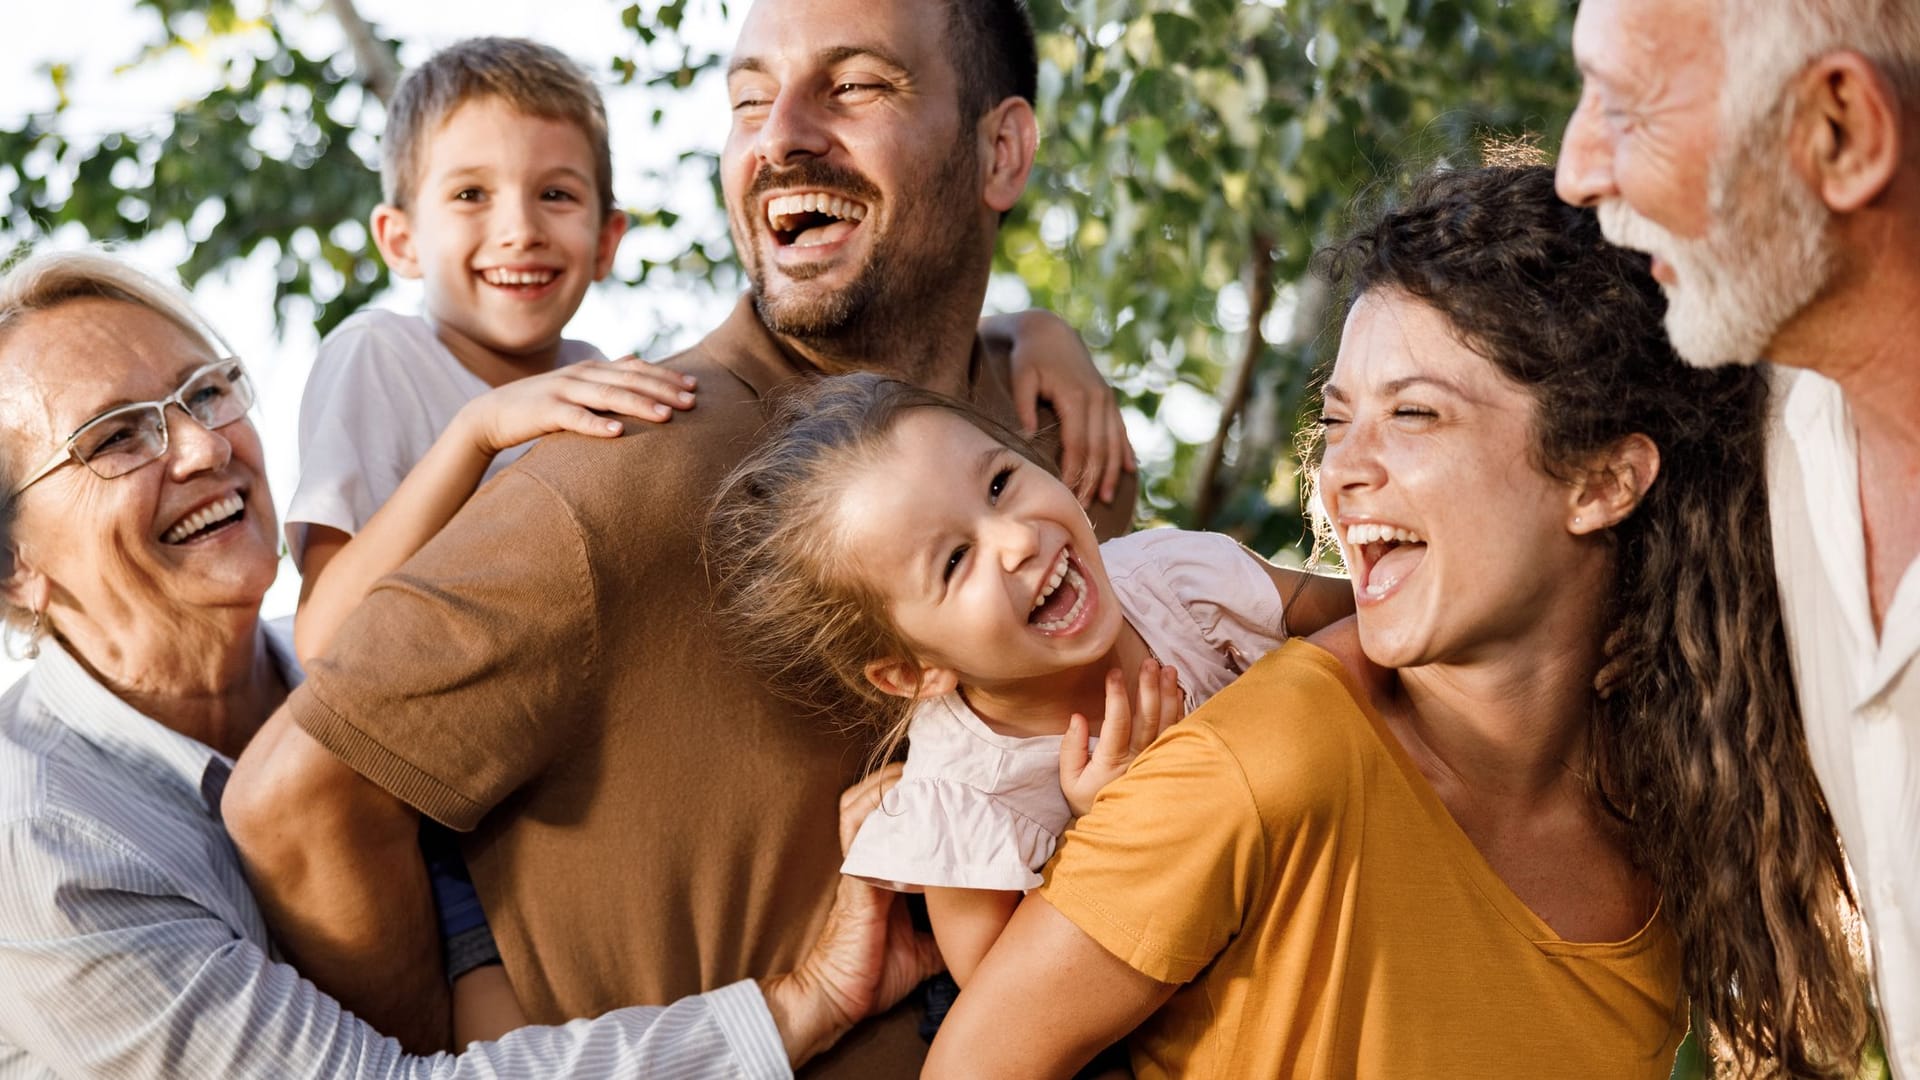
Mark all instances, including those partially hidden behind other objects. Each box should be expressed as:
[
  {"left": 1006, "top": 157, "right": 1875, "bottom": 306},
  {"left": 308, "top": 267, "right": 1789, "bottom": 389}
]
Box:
[{"left": 840, "top": 777, "right": 1061, "bottom": 893}]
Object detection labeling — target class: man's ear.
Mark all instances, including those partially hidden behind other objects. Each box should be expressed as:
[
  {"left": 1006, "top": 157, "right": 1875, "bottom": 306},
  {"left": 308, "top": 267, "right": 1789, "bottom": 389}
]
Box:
[
  {"left": 1793, "top": 51, "right": 1903, "bottom": 213},
  {"left": 979, "top": 96, "right": 1038, "bottom": 216},
  {"left": 370, "top": 204, "right": 423, "bottom": 279},
  {"left": 592, "top": 208, "right": 630, "bottom": 281},
  {"left": 864, "top": 657, "right": 959, "bottom": 701},
  {"left": 1569, "top": 433, "right": 1661, "bottom": 536}
]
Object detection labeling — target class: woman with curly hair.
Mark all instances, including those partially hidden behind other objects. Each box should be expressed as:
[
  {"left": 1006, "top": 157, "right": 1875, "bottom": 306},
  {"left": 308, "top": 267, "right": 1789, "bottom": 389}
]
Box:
[{"left": 924, "top": 164, "right": 1865, "bottom": 1078}]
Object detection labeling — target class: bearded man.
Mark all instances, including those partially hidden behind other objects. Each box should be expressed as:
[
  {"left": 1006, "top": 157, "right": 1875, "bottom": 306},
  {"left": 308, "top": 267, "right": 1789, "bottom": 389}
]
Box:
[
  {"left": 1557, "top": 2, "right": 1920, "bottom": 1076},
  {"left": 225, "top": 0, "right": 1132, "bottom": 1073}
]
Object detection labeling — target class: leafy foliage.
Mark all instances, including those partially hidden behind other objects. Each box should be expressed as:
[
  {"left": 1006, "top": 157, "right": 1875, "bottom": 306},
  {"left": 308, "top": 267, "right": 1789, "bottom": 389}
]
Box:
[{"left": 0, "top": 0, "right": 1580, "bottom": 552}]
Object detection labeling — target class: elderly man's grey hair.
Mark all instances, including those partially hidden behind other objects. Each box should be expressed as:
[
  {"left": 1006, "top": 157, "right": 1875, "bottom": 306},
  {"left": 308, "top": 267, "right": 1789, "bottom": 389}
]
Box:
[
  {"left": 0, "top": 250, "right": 232, "bottom": 641},
  {"left": 1721, "top": 0, "right": 1920, "bottom": 126}
]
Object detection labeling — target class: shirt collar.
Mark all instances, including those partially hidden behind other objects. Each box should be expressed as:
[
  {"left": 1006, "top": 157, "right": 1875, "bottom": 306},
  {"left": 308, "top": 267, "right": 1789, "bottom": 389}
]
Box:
[
  {"left": 26, "top": 619, "right": 304, "bottom": 817},
  {"left": 1777, "top": 365, "right": 1920, "bottom": 699}
]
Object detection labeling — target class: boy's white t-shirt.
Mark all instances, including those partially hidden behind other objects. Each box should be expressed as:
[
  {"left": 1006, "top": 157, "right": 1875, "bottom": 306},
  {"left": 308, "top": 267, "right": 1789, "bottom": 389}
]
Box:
[
  {"left": 284, "top": 309, "right": 603, "bottom": 561},
  {"left": 839, "top": 528, "right": 1291, "bottom": 893}
]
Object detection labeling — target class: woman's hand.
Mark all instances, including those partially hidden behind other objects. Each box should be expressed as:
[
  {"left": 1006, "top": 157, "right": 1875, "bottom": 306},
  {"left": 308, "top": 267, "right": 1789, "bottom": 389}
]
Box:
[
  {"left": 983, "top": 309, "right": 1136, "bottom": 507},
  {"left": 1059, "top": 659, "right": 1184, "bottom": 817},
  {"left": 453, "top": 357, "right": 696, "bottom": 458}
]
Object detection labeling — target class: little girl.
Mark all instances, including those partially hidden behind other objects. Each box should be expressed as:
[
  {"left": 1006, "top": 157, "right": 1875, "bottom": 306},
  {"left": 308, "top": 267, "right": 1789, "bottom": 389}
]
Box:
[{"left": 705, "top": 372, "right": 1351, "bottom": 990}]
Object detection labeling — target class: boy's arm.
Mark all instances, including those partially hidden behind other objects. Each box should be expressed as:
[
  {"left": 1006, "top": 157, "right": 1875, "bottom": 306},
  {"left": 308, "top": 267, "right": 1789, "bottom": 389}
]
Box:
[{"left": 293, "top": 359, "right": 696, "bottom": 663}]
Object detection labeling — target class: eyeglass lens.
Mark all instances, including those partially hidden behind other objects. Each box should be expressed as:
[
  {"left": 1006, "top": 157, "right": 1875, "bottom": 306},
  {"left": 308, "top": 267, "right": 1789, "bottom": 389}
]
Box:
[{"left": 71, "top": 364, "right": 254, "bottom": 479}]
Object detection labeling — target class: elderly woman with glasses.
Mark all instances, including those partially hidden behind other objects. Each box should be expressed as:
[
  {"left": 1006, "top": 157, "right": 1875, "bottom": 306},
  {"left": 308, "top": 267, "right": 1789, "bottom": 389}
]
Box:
[{"left": 0, "top": 251, "right": 936, "bottom": 1078}]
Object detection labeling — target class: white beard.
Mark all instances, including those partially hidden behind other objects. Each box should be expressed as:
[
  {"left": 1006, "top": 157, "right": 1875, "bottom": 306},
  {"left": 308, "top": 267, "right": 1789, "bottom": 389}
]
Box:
[{"left": 1596, "top": 118, "right": 1834, "bottom": 370}]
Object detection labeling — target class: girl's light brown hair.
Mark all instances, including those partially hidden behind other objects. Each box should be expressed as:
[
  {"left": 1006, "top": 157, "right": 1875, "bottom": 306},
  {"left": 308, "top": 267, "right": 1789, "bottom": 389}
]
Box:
[{"left": 704, "top": 372, "right": 1051, "bottom": 771}]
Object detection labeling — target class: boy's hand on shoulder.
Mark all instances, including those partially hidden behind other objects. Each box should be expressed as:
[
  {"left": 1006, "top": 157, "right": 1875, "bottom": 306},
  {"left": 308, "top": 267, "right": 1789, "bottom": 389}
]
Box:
[
  {"left": 984, "top": 309, "right": 1136, "bottom": 507},
  {"left": 1059, "top": 658, "right": 1184, "bottom": 817},
  {"left": 453, "top": 356, "right": 697, "bottom": 458}
]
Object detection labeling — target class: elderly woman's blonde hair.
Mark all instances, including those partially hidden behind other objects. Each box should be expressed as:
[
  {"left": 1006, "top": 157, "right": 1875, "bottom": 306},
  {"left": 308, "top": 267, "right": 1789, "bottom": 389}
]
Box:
[{"left": 0, "top": 249, "right": 233, "bottom": 644}]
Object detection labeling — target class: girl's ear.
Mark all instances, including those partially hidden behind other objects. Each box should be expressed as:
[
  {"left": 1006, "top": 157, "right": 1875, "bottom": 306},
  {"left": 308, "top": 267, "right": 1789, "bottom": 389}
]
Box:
[
  {"left": 864, "top": 657, "right": 959, "bottom": 700},
  {"left": 1569, "top": 433, "right": 1661, "bottom": 535}
]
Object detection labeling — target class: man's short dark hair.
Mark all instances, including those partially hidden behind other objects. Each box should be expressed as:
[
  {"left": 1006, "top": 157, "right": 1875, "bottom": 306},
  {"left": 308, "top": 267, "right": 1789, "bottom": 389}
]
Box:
[{"left": 948, "top": 0, "right": 1038, "bottom": 117}]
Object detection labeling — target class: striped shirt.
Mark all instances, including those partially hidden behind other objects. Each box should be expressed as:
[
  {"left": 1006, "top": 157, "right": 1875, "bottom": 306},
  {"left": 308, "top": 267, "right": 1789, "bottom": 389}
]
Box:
[{"left": 0, "top": 630, "right": 790, "bottom": 1079}]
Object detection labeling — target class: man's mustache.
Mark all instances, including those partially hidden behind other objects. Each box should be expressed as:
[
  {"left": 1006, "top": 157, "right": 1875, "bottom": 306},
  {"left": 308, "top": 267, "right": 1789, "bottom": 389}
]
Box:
[{"left": 746, "top": 161, "right": 883, "bottom": 207}]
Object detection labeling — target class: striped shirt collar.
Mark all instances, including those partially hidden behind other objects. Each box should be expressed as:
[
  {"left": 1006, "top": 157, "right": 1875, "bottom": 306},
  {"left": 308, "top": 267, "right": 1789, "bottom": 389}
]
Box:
[{"left": 23, "top": 621, "right": 301, "bottom": 817}]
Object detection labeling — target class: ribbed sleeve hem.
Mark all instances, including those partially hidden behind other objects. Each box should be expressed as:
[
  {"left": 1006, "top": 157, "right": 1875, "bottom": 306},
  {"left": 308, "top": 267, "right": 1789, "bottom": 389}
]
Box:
[
  {"left": 288, "top": 687, "right": 486, "bottom": 831},
  {"left": 706, "top": 979, "right": 792, "bottom": 1080},
  {"left": 1040, "top": 875, "right": 1206, "bottom": 986}
]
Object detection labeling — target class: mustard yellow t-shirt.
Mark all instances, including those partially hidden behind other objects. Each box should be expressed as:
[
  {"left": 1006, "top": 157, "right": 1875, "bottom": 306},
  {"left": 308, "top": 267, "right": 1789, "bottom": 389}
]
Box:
[{"left": 1041, "top": 639, "right": 1686, "bottom": 1079}]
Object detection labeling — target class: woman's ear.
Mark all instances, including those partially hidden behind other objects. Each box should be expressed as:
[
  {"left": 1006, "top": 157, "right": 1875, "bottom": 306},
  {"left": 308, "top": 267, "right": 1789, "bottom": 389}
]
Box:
[
  {"left": 1, "top": 548, "right": 49, "bottom": 619},
  {"left": 864, "top": 657, "right": 959, "bottom": 701},
  {"left": 1569, "top": 433, "right": 1661, "bottom": 536}
]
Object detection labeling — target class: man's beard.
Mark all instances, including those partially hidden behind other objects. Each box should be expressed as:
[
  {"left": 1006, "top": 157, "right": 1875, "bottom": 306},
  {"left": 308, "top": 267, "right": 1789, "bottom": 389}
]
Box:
[
  {"left": 743, "top": 139, "right": 984, "bottom": 349},
  {"left": 1596, "top": 103, "right": 1835, "bottom": 370}
]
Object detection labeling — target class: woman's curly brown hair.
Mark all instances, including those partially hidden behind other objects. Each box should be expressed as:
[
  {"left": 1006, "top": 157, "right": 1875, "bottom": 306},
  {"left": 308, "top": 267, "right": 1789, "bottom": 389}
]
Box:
[{"left": 1313, "top": 164, "right": 1869, "bottom": 1076}]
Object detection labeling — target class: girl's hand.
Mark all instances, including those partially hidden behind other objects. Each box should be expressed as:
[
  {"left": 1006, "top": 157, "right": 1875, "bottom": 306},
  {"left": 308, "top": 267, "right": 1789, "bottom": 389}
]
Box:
[
  {"left": 455, "top": 356, "right": 696, "bottom": 458},
  {"left": 985, "top": 309, "right": 1137, "bottom": 507},
  {"left": 1059, "top": 658, "right": 1184, "bottom": 817}
]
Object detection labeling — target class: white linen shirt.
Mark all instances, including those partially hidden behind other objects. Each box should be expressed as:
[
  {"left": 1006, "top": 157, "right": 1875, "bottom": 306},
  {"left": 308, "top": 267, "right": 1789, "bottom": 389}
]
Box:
[
  {"left": 1766, "top": 366, "right": 1920, "bottom": 1079},
  {"left": 284, "top": 308, "right": 603, "bottom": 561},
  {"left": 0, "top": 628, "right": 788, "bottom": 1079}
]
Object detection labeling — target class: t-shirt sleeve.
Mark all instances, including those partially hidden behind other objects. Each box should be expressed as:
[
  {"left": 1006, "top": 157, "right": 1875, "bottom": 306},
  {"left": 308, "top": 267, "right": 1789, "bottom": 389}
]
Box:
[
  {"left": 1039, "top": 722, "right": 1267, "bottom": 984},
  {"left": 287, "top": 469, "right": 599, "bottom": 830},
  {"left": 285, "top": 322, "right": 440, "bottom": 560},
  {"left": 840, "top": 777, "right": 1060, "bottom": 893}
]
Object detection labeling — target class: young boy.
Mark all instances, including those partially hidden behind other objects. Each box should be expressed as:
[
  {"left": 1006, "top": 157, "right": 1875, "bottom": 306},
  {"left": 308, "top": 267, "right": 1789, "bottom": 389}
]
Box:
[{"left": 287, "top": 38, "right": 697, "bottom": 663}]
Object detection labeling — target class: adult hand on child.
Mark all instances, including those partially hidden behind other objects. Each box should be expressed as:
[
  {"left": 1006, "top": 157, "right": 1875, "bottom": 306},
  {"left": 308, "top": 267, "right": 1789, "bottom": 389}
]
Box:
[
  {"left": 453, "top": 355, "right": 696, "bottom": 458},
  {"left": 839, "top": 762, "right": 904, "bottom": 855},
  {"left": 1059, "top": 658, "right": 1184, "bottom": 818},
  {"left": 985, "top": 309, "right": 1136, "bottom": 507},
  {"left": 762, "top": 767, "right": 942, "bottom": 1068}
]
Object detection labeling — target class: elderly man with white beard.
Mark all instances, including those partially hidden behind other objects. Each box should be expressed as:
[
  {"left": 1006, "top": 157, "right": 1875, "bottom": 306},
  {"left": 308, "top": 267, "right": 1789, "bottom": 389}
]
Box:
[{"left": 1556, "top": 1, "right": 1920, "bottom": 1077}]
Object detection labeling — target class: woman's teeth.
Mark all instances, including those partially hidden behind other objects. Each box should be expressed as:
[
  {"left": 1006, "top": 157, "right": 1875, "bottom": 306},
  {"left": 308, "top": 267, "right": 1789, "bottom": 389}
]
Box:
[
  {"left": 1344, "top": 523, "right": 1424, "bottom": 545},
  {"left": 163, "top": 493, "right": 244, "bottom": 544}
]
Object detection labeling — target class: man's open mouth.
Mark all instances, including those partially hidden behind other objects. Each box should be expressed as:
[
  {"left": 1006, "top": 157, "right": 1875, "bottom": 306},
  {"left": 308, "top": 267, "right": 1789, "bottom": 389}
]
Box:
[{"left": 765, "top": 192, "right": 869, "bottom": 249}]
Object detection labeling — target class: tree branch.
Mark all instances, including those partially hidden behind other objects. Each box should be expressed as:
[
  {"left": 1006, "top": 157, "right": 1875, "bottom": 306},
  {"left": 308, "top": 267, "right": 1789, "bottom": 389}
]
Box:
[
  {"left": 1193, "top": 234, "right": 1277, "bottom": 530},
  {"left": 322, "top": 0, "right": 400, "bottom": 105}
]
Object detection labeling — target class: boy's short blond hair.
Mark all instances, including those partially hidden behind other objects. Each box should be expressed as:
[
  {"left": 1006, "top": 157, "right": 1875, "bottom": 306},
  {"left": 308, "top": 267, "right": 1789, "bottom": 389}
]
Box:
[{"left": 381, "top": 37, "right": 615, "bottom": 215}]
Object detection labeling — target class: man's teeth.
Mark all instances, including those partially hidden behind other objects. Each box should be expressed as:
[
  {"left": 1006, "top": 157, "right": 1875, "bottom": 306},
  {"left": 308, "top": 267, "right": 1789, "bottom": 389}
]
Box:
[
  {"left": 1344, "top": 523, "right": 1424, "bottom": 546},
  {"left": 164, "top": 493, "right": 244, "bottom": 544},
  {"left": 765, "top": 192, "right": 869, "bottom": 231},
  {"left": 481, "top": 268, "right": 557, "bottom": 286},
  {"left": 1031, "top": 550, "right": 1071, "bottom": 610}
]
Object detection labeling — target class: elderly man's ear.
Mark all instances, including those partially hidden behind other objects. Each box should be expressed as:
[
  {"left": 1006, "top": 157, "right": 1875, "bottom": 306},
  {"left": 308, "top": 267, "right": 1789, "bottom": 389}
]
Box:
[
  {"left": 979, "top": 96, "right": 1039, "bottom": 217},
  {"left": 1793, "top": 51, "right": 1905, "bottom": 214},
  {"left": 1568, "top": 433, "right": 1660, "bottom": 537}
]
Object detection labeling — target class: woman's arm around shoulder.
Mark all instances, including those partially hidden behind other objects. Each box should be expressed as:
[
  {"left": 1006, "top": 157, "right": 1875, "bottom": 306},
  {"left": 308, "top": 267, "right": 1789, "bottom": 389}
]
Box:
[{"left": 924, "top": 894, "right": 1174, "bottom": 1079}]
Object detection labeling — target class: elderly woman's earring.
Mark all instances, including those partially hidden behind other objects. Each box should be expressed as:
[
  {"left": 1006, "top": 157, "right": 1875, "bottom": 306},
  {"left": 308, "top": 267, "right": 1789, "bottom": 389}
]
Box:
[{"left": 26, "top": 608, "right": 41, "bottom": 660}]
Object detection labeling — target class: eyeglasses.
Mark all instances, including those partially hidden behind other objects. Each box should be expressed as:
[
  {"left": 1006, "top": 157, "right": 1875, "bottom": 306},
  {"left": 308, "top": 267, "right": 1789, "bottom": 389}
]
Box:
[{"left": 11, "top": 359, "right": 256, "bottom": 497}]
